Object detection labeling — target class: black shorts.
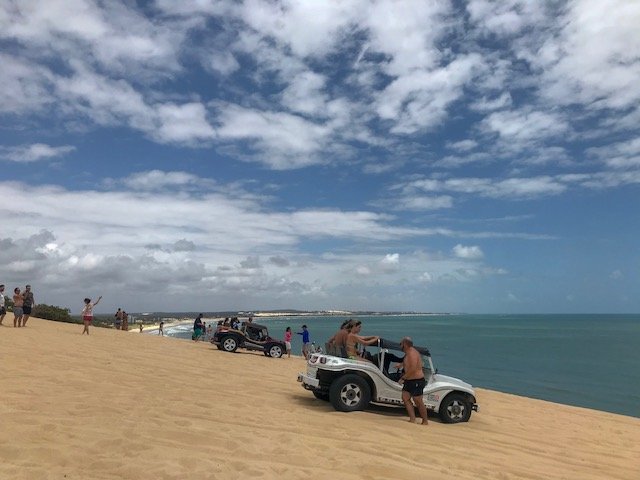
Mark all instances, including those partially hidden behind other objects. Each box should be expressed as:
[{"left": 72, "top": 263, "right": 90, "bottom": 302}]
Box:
[
  {"left": 402, "top": 378, "right": 426, "bottom": 397},
  {"left": 23, "top": 305, "right": 32, "bottom": 315},
  {"left": 0, "top": 306, "right": 5, "bottom": 315}
]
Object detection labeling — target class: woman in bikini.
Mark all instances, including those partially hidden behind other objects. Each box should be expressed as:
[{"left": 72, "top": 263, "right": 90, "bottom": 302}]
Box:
[{"left": 345, "top": 321, "right": 379, "bottom": 361}]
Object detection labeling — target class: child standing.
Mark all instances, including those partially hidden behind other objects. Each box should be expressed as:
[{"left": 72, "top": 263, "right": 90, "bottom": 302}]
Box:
[
  {"left": 284, "top": 327, "right": 292, "bottom": 358},
  {"left": 81, "top": 296, "right": 102, "bottom": 335}
]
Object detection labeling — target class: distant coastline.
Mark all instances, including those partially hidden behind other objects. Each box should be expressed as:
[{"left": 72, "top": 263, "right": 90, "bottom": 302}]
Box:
[{"left": 132, "top": 309, "right": 453, "bottom": 319}]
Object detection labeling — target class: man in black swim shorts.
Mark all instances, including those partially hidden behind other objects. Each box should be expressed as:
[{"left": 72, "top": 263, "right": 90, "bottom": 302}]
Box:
[
  {"left": 21, "top": 284, "right": 35, "bottom": 327},
  {"left": 398, "top": 336, "right": 428, "bottom": 425}
]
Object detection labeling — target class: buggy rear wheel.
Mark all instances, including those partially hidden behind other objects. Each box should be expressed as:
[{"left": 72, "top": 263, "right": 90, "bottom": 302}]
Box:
[
  {"left": 221, "top": 336, "right": 238, "bottom": 353},
  {"left": 329, "top": 374, "right": 371, "bottom": 412}
]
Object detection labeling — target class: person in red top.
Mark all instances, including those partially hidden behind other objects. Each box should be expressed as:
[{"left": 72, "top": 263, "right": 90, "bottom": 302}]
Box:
[
  {"left": 81, "top": 296, "right": 102, "bottom": 335},
  {"left": 284, "top": 327, "right": 292, "bottom": 358}
]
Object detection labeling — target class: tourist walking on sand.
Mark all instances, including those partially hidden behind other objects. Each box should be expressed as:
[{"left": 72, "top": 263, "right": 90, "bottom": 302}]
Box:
[
  {"left": 21, "top": 284, "right": 35, "bottom": 327},
  {"left": 159, "top": 321, "right": 164, "bottom": 336},
  {"left": 297, "top": 325, "right": 311, "bottom": 359},
  {"left": 399, "top": 336, "right": 428, "bottom": 425},
  {"left": 193, "top": 314, "right": 204, "bottom": 341},
  {"left": 13, "top": 287, "right": 24, "bottom": 327},
  {"left": 284, "top": 327, "right": 292, "bottom": 358},
  {"left": 81, "top": 296, "right": 102, "bottom": 335},
  {"left": 0, "top": 284, "right": 6, "bottom": 326},
  {"left": 139, "top": 323, "right": 143, "bottom": 333},
  {"left": 121, "top": 311, "right": 129, "bottom": 331},
  {"left": 114, "top": 308, "right": 123, "bottom": 329}
]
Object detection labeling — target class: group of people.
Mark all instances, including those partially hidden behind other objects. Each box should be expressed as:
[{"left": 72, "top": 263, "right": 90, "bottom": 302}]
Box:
[
  {"left": 81, "top": 296, "right": 140, "bottom": 335},
  {"left": 0, "top": 284, "right": 36, "bottom": 328},
  {"left": 326, "top": 319, "right": 429, "bottom": 425},
  {"left": 192, "top": 313, "right": 215, "bottom": 341},
  {"left": 113, "top": 308, "right": 131, "bottom": 331}
]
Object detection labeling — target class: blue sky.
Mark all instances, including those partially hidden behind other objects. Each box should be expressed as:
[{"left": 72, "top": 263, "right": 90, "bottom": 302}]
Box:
[{"left": 1, "top": 0, "right": 639, "bottom": 314}]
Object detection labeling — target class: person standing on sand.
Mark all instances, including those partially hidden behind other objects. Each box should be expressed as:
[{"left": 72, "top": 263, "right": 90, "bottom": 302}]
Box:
[
  {"left": 81, "top": 296, "right": 102, "bottom": 335},
  {"left": 139, "top": 323, "right": 144, "bottom": 333},
  {"left": 21, "top": 284, "right": 35, "bottom": 327},
  {"left": 159, "top": 321, "right": 164, "bottom": 336},
  {"left": 297, "top": 325, "right": 311, "bottom": 359},
  {"left": 114, "top": 308, "right": 123, "bottom": 329},
  {"left": 398, "top": 336, "right": 428, "bottom": 425},
  {"left": 0, "top": 284, "right": 6, "bottom": 326},
  {"left": 121, "top": 311, "right": 129, "bottom": 331},
  {"left": 13, "top": 287, "right": 24, "bottom": 327},
  {"left": 284, "top": 327, "right": 292, "bottom": 358},
  {"left": 193, "top": 314, "right": 204, "bottom": 341}
]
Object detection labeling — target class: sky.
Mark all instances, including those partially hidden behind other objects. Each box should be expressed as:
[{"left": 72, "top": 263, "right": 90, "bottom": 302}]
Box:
[{"left": 1, "top": 0, "right": 639, "bottom": 314}]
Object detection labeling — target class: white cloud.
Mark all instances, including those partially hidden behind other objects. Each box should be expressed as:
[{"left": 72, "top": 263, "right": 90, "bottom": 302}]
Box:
[
  {"left": 447, "top": 140, "right": 478, "bottom": 152},
  {"left": 610, "top": 270, "right": 623, "bottom": 280},
  {"left": 467, "top": 0, "right": 550, "bottom": 37},
  {"left": 482, "top": 108, "right": 569, "bottom": 145},
  {"left": 535, "top": 0, "right": 640, "bottom": 113},
  {"left": 419, "top": 272, "right": 433, "bottom": 283},
  {"left": 380, "top": 253, "right": 400, "bottom": 272},
  {"left": 280, "top": 71, "right": 328, "bottom": 117},
  {"left": 452, "top": 244, "right": 484, "bottom": 260},
  {"left": 376, "top": 54, "right": 483, "bottom": 134},
  {"left": 205, "top": 51, "right": 240, "bottom": 76},
  {"left": 391, "top": 195, "right": 454, "bottom": 211},
  {"left": 469, "top": 92, "right": 512, "bottom": 112},
  {"left": 588, "top": 137, "right": 640, "bottom": 169},
  {"left": 214, "top": 104, "right": 331, "bottom": 169},
  {"left": 0, "top": 143, "right": 75, "bottom": 162},
  {"left": 120, "top": 170, "right": 205, "bottom": 191},
  {"left": 396, "top": 175, "right": 567, "bottom": 200}
]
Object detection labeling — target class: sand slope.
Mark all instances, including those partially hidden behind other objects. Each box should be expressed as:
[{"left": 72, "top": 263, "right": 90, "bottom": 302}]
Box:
[{"left": 0, "top": 318, "right": 638, "bottom": 479}]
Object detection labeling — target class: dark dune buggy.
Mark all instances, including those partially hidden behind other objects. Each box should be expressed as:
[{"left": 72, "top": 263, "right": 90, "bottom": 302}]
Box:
[{"left": 211, "top": 322, "right": 286, "bottom": 358}]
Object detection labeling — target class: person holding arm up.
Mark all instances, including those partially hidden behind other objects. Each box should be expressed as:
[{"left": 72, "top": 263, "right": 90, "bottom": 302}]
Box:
[{"left": 81, "top": 296, "right": 102, "bottom": 335}]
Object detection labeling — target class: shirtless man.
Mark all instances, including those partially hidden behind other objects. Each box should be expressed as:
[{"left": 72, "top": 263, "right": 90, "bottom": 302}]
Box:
[
  {"left": 13, "top": 287, "right": 24, "bottom": 327},
  {"left": 327, "top": 319, "right": 354, "bottom": 357},
  {"left": 398, "top": 336, "right": 428, "bottom": 425},
  {"left": 345, "top": 321, "right": 379, "bottom": 360},
  {"left": 21, "top": 284, "right": 35, "bottom": 326}
]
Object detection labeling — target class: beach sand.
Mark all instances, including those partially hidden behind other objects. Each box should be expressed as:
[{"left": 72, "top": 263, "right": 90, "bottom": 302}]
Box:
[{"left": 1, "top": 318, "right": 638, "bottom": 480}]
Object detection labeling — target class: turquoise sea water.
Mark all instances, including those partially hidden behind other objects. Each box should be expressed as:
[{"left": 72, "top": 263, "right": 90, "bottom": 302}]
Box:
[{"left": 165, "top": 314, "right": 640, "bottom": 418}]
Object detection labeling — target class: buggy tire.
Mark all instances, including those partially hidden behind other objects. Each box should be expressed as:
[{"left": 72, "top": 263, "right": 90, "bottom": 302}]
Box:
[
  {"left": 329, "top": 374, "right": 371, "bottom": 412},
  {"left": 439, "top": 392, "right": 472, "bottom": 424},
  {"left": 268, "top": 344, "right": 283, "bottom": 358},
  {"left": 221, "top": 336, "right": 238, "bottom": 353}
]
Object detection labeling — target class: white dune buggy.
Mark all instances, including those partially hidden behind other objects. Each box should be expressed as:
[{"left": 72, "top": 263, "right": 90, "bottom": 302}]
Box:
[{"left": 297, "top": 338, "right": 478, "bottom": 423}]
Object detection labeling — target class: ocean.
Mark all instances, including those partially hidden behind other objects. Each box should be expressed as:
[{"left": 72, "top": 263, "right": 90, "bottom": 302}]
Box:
[{"left": 162, "top": 314, "right": 640, "bottom": 418}]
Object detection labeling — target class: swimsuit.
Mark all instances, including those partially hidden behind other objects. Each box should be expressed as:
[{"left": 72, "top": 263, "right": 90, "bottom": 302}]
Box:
[{"left": 402, "top": 378, "right": 426, "bottom": 397}]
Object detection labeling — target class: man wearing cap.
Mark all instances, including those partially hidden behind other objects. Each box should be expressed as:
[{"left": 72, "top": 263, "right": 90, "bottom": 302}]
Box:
[
  {"left": 0, "top": 284, "right": 6, "bottom": 325},
  {"left": 21, "top": 284, "right": 36, "bottom": 327}
]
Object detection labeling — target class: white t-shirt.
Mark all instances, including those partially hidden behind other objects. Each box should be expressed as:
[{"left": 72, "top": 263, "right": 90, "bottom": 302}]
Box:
[{"left": 0, "top": 292, "right": 5, "bottom": 307}]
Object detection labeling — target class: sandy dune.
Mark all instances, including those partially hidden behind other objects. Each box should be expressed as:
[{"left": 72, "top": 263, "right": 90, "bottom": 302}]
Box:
[{"left": 0, "top": 318, "right": 638, "bottom": 479}]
